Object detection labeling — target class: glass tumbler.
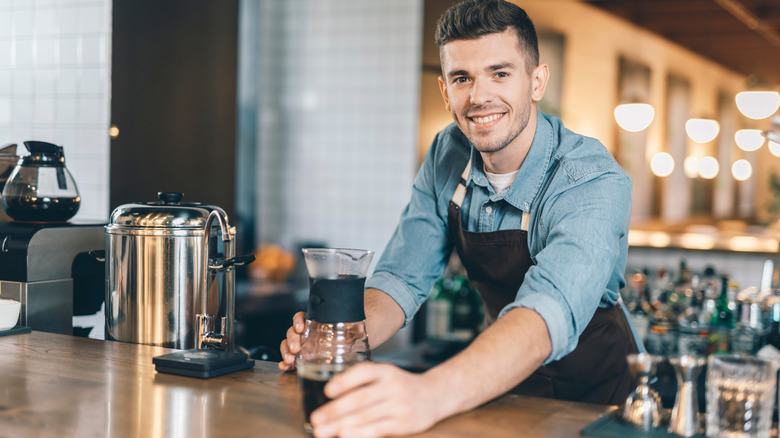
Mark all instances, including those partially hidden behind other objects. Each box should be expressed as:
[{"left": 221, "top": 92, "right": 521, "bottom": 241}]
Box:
[{"left": 706, "top": 354, "right": 778, "bottom": 438}]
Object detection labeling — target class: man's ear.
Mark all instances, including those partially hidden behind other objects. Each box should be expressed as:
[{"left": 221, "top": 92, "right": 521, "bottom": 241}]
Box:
[
  {"left": 530, "top": 63, "right": 549, "bottom": 102},
  {"left": 438, "top": 75, "right": 451, "bottom": 112}
]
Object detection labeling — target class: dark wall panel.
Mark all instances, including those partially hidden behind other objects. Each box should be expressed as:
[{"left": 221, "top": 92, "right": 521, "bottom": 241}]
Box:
[{"left": 110, "top": 0, "right": 239, "bottom": 218}]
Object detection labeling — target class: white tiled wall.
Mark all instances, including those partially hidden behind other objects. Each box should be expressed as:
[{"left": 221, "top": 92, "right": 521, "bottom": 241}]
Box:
[
  {"left": 0, "top": 0, "right": 112, "bottom": 221},
  {"left": 253, "top": 0, "right": 423, "bottom": 265}
]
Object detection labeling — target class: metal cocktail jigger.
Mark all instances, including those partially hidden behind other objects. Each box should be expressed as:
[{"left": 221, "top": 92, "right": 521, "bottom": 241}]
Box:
[
  {"left": 623, "top": 353, "right": 663, "bottom": 430},
  {"left": 668, "top": 355, "right": 707, "bottom": 437}
]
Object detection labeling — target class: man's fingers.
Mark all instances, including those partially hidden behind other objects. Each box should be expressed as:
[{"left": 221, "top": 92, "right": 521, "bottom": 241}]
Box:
[
  {"left": 292, "top": 311, "right": 306, "bottom": 333},
  {"left": 278, "top": 339, "right": 297, "bottom": 371},
  {"left": 311, "top": 387, "right": 389, "bottom": 438},
  {"left": 285, "top": 325, "right": 301, "bottom": 353},
  {"left": 313, "top": 383, "right": 385, "bottom": 424},
  {"left": 325, "top": 362, "right": 393, "bottom": 398},
  {"left": 278, "top": 313, "right": 308, "bottom": 371}
]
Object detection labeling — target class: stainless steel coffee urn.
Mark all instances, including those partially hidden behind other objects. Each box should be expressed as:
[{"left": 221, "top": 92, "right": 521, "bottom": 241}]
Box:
[{"left": 105, "top": 192, "right": 251, "bottom": 351}]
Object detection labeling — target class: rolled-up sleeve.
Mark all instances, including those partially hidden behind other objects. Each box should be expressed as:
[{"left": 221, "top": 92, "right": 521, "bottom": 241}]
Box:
[
  {"left": 499, "top": 169, "right": 632, "bottom": 364},
  {"left": 365, "top": 130, "right": 464, "bottom": 326}
]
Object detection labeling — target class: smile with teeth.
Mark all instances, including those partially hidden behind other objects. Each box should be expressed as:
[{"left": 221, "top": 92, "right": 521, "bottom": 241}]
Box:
[{"left": 470, "top": 113, "right": 504, "bottom": 125}]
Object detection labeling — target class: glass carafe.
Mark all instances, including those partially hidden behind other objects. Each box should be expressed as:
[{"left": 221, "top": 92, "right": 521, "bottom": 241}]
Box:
[
  {"left": 1, "top": 141, "right": 80, "bottom": 222},
  {"left": 297, "top": 247, "right": 374, "bottom": 435}
]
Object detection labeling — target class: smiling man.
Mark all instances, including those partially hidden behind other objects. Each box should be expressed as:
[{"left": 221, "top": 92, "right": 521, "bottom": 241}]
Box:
[{"left": 280, "top": 1, "right": 638, "bottom": 437}]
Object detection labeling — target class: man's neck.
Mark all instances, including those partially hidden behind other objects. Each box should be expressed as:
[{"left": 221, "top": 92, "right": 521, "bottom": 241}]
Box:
[{"left": 481, "top": 110, "right": 538, "bottom": 174}]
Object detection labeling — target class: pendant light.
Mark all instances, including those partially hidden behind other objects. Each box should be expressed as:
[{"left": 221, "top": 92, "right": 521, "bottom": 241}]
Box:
[
  {"left": 697, "top": 156, "right": 719, "bottom": 179},
  {"left": 769, "top": 140, "right": 780, "bottom": 157},
  {"left": 735, "top": 91, "right": 780, "bottom": 120},
  {"left": 735, "top": 129, "right": 765, "bottom": 151},
  {"left": 685, "top": 118, "right": 720, "bottom": 143},
  {"left": 649, "top": 152, "right": 674, "bottom": 177},
  {"left": 731, "top": 159, "right": 752, "bottom": 181},
  {"left": 614, "top": 103, "right": 655, "bottom": 132}
]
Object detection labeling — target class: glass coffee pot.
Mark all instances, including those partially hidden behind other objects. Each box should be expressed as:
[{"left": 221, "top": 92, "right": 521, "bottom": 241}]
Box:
[
  {"left": 1, "top": 141, "right": 80, "bottom": 222},
  {"left": 297, "top": 247, "right": 374, "bottom": 435},
  {"left": 0, "top": 143, "right": 20, "bottom": 222}
]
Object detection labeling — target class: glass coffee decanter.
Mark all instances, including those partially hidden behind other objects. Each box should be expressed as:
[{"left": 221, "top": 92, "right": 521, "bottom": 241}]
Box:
[{"left": 296, "top": 248, "right": 374, "bottom": 435}]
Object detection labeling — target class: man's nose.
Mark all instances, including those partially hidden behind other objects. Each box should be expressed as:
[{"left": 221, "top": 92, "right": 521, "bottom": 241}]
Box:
[{"left": 469, "top": 78, "right": 494, "bottom": 106}]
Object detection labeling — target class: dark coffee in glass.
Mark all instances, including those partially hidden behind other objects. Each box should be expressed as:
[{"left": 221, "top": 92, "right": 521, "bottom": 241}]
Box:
[{"left": 298, "top": 362, "right": 348, "bottom": 436}]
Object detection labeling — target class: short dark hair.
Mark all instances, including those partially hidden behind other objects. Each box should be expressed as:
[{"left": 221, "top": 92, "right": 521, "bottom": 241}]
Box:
[{"left": 435, "top": 0, "right": 539, "bottom": 74}]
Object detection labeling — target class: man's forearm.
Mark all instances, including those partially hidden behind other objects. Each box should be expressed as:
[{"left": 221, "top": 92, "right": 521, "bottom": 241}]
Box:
[
  {"left": 422, "top": 307, "right": 552, "bottom": 419},
  {"left": 364, "top": 288, "right": 406, "bottom": 349}
]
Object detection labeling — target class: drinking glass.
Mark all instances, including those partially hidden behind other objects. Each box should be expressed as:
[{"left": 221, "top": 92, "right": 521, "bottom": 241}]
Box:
[
  {"left": 706, "top": 354, "right": 778, "bottom": 438},
  {"left": 623, "top": 353, "right": 663, "bottom": 430}
]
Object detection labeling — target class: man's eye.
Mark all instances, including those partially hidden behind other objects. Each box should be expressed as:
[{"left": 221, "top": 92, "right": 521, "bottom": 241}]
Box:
[
  {"left": 453, "top": 77, "right": 469, "bottom": 84},
  {"left": 495, "top": 72, "right": 509, "bottom": 78}
]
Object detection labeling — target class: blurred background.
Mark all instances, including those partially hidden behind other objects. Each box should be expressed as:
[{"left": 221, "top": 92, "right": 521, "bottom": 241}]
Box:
[{"left": 1, "top": 0, "right": 780, "bottom": 358}]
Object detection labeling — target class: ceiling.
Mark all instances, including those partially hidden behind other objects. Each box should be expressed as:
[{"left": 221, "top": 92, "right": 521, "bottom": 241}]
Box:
[{"left": 581, "top": 0, "right": 780, "bottom": 87}]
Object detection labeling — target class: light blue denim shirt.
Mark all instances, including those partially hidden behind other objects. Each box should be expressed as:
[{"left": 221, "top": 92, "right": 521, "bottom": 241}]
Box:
[{"left": 366, "top": 112, "right": 633, "bottom": 364}]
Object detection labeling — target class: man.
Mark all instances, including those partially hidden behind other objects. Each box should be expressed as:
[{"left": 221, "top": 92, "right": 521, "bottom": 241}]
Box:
[{"left": 280, "top": 1, "right": 638, "bottom": 436}]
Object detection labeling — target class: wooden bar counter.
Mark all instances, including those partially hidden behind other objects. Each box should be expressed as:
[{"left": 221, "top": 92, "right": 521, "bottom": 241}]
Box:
[{"left": 0, "top": 332, "right": 613, "bottom": 437}]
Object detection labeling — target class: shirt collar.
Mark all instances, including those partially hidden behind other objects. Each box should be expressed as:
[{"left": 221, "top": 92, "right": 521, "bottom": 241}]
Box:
[{"left": 466, "top": 112, "right": 554, "bottom": 212}]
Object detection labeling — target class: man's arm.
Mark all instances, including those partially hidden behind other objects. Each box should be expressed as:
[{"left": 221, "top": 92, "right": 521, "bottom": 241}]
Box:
[
  {"left": 423, "top": 306, "right": 550, "bottom": 415},
  {"left": 309, "top": 306, "right": 550, "bottom": 438},
  {"left": 363, "top": 288, "right": 406, "bottom": 348}
]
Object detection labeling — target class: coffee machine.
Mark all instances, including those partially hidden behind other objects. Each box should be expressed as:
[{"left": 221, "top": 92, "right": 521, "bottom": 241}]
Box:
[
  {"left": 0, "top": 142, "right": 104, "bottom": 336},
  {"left": 0, "top": 221, "right": 105, "bottom": 335}
]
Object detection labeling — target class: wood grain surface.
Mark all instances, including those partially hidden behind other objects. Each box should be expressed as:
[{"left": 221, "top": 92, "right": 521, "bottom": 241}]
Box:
[{"left": 0, "top": 332, "right": 613, "bottom": 437}]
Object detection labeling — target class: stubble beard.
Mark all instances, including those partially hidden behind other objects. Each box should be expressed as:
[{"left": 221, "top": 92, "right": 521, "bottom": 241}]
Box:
[{"left": 461, "top": 97, "right": 533, "bottom": 155}]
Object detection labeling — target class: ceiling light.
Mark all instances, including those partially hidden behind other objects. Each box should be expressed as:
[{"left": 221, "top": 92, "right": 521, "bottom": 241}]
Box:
[
  {"left": 735, "top": 129, "right": 765, "bottom": 151},
  {"left": 685, "top": 118, "right": 720, "bottom": 143},
  {"left": 697, "top": 156, "right": 719, "bottom": 179},
  {"left": 735, "top": 91, "right": 780, "bottom": 120},
  {"left": 731, "top": 159, "right": 752, "bottom": 181},
  {"left": 650, "top": 152, "right": 674, "bottom": 177},
  {"left": 614, "top": 103, "right": 654, "bottom": 132},
  {"left": 769, "top": 141, "right": 780, "bottom": 157}
]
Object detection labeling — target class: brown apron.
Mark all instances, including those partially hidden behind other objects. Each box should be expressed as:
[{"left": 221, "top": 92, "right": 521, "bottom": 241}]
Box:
[{"left": 447, "top": 159, "right": 638, "bottom": 405}]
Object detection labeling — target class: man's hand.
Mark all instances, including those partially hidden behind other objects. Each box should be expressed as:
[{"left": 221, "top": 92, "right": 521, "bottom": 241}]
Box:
[
  {"left": 279, "top": 311, "right": 306, "bottom": 371},
  {"left": 309, "top": 362, "right": 443, "bottom": 438},
  {"left": 279, "top": 289, "right": 405, "bottom": 372}
]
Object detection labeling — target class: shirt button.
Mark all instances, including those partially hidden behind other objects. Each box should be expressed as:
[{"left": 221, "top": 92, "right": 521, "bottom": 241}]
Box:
[{"left": 485, "top": 206, "right": 493, "bottom": 214}]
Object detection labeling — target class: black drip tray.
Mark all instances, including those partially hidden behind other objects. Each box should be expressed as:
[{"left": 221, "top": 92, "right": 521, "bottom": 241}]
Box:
[{"left": 153, "top": 349, "right": 255, "bottom": 379}]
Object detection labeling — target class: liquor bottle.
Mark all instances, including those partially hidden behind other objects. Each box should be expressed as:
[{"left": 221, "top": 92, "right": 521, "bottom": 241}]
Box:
[
  {"left": 698, "top": 265, "right": 718, "bottom": 325},
  {"left": 698, "top": 282, "right": 717, "bottom": 329},
  {"left": 677, "top": 283, "right": 709, "bottom": 356},
  {"left": 426, "top": 276, "right": 453, "bottom": 344},
  {"left": 645, "top": 301, "right": 678, "bottom": 356},
  {"left": 730, "top": 289, "right": 762, "bottom": 355},
  {"left": 668, "top": 259, "right": 692, "bottom": 320},
  {"left": 626, "top": 269, "right": 651, "bottom": 342},
  {"left": 449, "top": 272, "right": 483, "bottom": 344},
  {"left": 709, "top": 276, "right": 734, "bottom": 353},
  {"left": 649, "top": 266, "right": 673, "bottom": 311},
  {"left": 763, "top": 295, "right": 780, "bottom": 352}
]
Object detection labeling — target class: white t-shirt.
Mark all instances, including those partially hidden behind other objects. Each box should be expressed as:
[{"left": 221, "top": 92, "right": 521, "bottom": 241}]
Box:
[{"left": 485, "top": 168, "right": 519, "bottom": 194}]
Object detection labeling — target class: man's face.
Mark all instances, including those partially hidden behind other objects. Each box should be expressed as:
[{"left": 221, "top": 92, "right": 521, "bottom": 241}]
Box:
[{"left": 438, "top": 29, "right": 547, "bottom": 155}]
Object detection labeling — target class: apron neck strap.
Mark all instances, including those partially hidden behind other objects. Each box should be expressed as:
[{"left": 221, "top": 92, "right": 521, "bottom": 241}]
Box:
[
  {"left": 451, "top": 159, "right": 471, "bottom": 208},
  {"left": 450, "top": 157, "right": 529, "bottom": 231}
]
